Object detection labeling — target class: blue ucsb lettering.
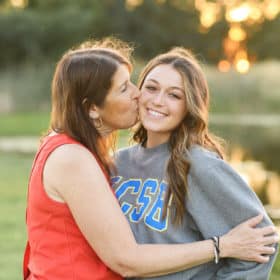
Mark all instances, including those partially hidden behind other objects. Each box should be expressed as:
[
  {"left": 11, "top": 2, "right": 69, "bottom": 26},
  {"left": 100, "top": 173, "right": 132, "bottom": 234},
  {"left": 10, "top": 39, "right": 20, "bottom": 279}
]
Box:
[{"left": 111, "top": 176, "right": 169, "bottom": 232}]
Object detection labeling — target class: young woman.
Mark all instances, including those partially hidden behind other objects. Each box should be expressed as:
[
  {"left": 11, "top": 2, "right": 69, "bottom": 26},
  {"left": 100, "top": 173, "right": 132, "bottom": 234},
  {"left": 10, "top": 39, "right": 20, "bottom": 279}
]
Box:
[
  {"left": 24, "top": 39, "right": 278, "bottom": 280},
  {"left": 112, "top": 48, "right": 279, "bottom": 279}
]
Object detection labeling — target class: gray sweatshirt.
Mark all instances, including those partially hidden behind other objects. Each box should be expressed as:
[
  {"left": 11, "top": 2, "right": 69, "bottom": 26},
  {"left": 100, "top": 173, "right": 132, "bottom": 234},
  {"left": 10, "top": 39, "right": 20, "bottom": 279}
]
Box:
[{"left": 111, "top": 143, "right": 278, "bottom": 280}]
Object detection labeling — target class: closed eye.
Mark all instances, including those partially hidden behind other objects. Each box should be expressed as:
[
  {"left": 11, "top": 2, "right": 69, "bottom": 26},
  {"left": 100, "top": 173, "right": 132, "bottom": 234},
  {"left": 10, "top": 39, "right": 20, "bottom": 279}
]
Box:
[
  {"left": 145, "top": 85, "right": 157, "bottom": 91},
  {"left": 168, "top": 92, "right": 181, "bottom": 99},
  {"left": 121, "top": 83, "right": 128, "bottom": 93}
]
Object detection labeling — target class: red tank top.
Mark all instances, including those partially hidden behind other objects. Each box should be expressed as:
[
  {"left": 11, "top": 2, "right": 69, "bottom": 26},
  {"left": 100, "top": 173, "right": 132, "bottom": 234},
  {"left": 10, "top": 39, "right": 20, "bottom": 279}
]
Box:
[{"left": 23, "top": 133, "right": 123, "bottom": 280}]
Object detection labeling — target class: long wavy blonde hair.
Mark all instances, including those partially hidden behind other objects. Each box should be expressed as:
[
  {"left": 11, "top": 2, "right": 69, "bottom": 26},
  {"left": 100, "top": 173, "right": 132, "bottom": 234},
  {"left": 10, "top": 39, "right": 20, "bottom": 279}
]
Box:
[{"left": 133, "top": 47, "right": 224, "bottom": 225}]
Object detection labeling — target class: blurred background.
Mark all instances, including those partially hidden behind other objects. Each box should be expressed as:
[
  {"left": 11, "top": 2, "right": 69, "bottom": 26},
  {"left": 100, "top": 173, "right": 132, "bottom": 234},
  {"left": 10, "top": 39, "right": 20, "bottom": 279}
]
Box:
[{"left": 0, "top": 0, "right": 279, "bottom": 279}]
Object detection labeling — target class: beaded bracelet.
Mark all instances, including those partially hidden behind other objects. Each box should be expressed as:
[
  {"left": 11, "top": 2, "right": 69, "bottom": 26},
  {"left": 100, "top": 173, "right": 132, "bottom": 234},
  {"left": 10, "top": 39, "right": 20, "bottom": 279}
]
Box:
[{"left": 210, "top": 236, "right": 220, "bottom": 264}]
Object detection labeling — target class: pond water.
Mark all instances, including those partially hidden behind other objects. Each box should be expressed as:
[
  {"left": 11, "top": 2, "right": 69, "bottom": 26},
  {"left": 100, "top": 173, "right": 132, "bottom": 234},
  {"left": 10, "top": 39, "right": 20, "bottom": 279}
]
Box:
[
  {"left": 210, "top": 115, "right": 280, "bottom": 174},
  {"left": 210, "top": 116, "right": 280, "bottom": 212}
]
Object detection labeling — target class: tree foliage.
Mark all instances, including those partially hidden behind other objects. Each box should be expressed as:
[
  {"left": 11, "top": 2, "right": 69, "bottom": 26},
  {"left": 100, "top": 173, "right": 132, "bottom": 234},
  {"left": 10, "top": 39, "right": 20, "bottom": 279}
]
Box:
[{"left": 1, "top": 0, "right": 279, "bottom": 67}]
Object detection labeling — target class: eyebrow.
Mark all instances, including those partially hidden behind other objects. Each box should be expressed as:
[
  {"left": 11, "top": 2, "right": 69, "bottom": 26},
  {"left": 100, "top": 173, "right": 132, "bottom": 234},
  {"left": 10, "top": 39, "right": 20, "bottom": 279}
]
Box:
[{"left": 145, "top": 78, "right": 184, "bottom": 93}]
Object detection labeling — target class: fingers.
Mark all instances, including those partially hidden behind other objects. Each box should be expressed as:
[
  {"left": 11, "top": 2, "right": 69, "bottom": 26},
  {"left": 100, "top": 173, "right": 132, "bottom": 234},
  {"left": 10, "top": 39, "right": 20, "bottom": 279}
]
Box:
[
  {"left": 260, "top": 246, "right": 276, "bottom": 255},
  {"left": 259, "top": 225, "right": 277, "bottom": 236},
  {"left": 255, "top": 255, "right": 270, "bottom": 264},
  {"left": 250, "top": 242, "right": 277, "bottom": 264},
  {"left": 245, "top": 214, "right": 263, "bottom": 227},
  {"left": 262, "top": 235, "right": 279, "bottom": 246}
]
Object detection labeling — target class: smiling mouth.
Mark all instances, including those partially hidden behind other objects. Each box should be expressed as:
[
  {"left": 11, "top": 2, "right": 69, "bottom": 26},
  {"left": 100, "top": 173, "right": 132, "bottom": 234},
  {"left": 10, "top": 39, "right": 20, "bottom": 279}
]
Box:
[{"left": 147, "top": 108, "right": 167, "bottom": 117}]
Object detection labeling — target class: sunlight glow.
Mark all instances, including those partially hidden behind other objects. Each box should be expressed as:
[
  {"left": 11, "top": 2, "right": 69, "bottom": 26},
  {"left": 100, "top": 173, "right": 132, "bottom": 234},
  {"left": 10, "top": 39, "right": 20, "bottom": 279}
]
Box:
[
  {"left": 10, "top": 0, "right": 28, "bottom": 8},
  {"left": 218, "top": 60, "right": 231, "bottom": 72},
  {"left": 235, "top": 58, "right": 250, "bottom": 73},
  {"left": 226, "top": 4, "right": 251, "bottom": 22},
  {"left": 228, "top": 25, "right": 247, "bottom": 41},
  {"left": 124, "top": 0, "right": 280, "bottom": 74},
  {"left": 200, "top": 10, "right": 217, "bottom": 28},
  {"left": 197, "top": 1, "right": 221, "bottom": 28},
  {"left": 264, "top": 0, "right": 280, "bottom": 19},
  {"left": 194, "top": 0, "right": 280, "bottom": 73},
  {"left": 248, "top": 5, "right": 263, "bottom": 22},
  {"left": 223, "top": 38, "right": 240, "bottom": 56},
  {"left": 125, "top": 0, "right": 143, "bottom": 10}
]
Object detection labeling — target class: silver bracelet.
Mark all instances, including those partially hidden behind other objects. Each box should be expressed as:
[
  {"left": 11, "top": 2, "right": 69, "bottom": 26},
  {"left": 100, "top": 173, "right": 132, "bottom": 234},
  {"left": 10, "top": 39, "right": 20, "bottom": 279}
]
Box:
[{"left": 210, "top": 236, "right": 220, "bottom": 264}]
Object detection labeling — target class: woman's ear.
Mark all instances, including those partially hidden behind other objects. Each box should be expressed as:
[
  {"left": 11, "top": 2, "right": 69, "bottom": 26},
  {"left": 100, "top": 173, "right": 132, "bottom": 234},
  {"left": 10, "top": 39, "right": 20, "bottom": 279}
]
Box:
[{"left": 89, "top": 105, "right": 100, "bottom": 120}]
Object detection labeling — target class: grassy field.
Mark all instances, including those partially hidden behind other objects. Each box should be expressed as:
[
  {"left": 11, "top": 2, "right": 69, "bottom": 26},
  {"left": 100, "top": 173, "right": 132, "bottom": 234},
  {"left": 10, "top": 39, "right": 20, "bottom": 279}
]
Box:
[
  {"left": 0, "top": 152, "right": 279, "bottom": 279},
  {"left": 0, "top": 112, "right": 50, "bottom": 136},
  {"left": 0, "top": 112, "right": 132, "bottom": 148},
  {"left": 0, "top": 153, "right": 32, "bottom": 279}
]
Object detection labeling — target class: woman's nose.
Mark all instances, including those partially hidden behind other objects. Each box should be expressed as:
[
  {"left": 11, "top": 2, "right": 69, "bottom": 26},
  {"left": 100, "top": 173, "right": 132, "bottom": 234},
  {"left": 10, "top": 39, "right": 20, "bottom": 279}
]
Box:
[{"left": 152, "top": 91, "right": 165, "bottom": 106}]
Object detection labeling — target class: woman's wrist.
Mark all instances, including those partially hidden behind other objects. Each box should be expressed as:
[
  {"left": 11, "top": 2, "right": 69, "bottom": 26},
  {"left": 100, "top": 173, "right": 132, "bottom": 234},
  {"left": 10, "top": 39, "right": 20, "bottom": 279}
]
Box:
[{"left": 219, "top": 235, "right": 230, "bottom": 258}]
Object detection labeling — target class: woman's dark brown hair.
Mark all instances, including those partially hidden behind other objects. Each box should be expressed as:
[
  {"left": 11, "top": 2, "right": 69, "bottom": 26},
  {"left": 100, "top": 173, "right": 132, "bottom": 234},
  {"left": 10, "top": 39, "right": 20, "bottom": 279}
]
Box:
[
  {"left": 49, "top": 38, "right": 133, "bottom": 173},
  {"left": 134, "top": 47, "right": 224, "bottom": 225}
]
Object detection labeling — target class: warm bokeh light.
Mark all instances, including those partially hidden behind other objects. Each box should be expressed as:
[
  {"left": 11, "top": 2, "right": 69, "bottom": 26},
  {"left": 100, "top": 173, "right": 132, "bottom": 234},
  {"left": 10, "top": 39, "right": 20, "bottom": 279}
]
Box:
[
  {"left": 195, "top": 0, "right": 206, "bottom": 11},
  {"left": 125, "top": 1, "right": 280, "bottom": 74},
  {"left": 228, "top": 25, "right": 247, "bottom": 41},
  {"left": 264, "top": 0, "right": 280, "bottom": 19},
  {"left": 234, "top": 49, "right": 250, "bottom": 73},
  {"left": 194, "top": 0, "right": 280, "bottom": 73},
  {"left": 248, "top": 4, "right": 263, "bottom": 22},
  {"left": 235, "top": 49, "right": 248, "bottom": 59},
  {"left": 226, "top": 3, "right": 251, "bottom": 22},
  {"left": 223, "top": 37, "right": 240, "bottom": 57},
  {"left": 266, "top": 173, "right": 280, "bottom": 206},
  {"left": 10, "top": 0, "right": 28, "bottom": 8},
  {"left": 235, "top": 58, "right": 250, "bottom": 73},
  {"left": 200, "top": 11, "right": 216, "bottom": 28},
  {"left": 199, "top": 2, "right": 221, "bottom": 28},
  {"left": 125, "top": 0, "right": 143, "bottom": 10},
  {"left": 218, "top": 60, "right": 231, "bottom": 72}
]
